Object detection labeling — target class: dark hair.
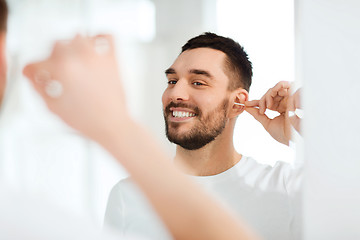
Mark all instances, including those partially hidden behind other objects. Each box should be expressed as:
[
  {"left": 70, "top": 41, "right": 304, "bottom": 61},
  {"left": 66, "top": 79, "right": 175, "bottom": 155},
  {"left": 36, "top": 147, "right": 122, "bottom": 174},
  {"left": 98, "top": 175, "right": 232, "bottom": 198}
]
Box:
[
  {"left": 181, "top": 32, "right": 252, "bottom": 92},
  {"left": 0, "top": 0, "right": 7, "bottom": 32}
]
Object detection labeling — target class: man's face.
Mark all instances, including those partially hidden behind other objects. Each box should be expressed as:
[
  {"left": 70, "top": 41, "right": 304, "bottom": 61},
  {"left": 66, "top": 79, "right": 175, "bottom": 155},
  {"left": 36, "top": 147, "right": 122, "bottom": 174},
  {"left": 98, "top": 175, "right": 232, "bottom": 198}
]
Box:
[{"left": 162, "top": 48, "right": 232, "bottom": 150}]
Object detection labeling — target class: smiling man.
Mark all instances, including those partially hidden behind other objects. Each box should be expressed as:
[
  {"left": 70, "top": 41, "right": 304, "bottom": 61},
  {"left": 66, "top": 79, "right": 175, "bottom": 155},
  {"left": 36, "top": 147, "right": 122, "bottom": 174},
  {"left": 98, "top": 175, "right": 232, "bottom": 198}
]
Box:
[
  {"left": 104, "top": 33, "right": 301, "bottom": 240},
  {"left": 162, "top": 44, "right": 249, "bottom": 175}
]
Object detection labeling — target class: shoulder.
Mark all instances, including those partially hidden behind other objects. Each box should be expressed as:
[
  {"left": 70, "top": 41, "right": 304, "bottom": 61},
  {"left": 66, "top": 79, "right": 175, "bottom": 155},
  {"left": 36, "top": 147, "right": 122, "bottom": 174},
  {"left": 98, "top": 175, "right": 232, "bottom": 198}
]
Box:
[
  {"left": 108, "top": 177, "right": 143, "bottom": 201},
  {"left": 239, "top": 156, "right": 292, "bottom": 176},
  {"left": 104, "top": 177, "right": 148, "bottom": 228},
  {"left": 241, "top": 156, "right": 302, "bottom": 175},
  {"left": 110, "top": 177, "right": 136, "bottom": 192},
  {"left": 238, "top": 156, "right": 303, "bottom": 191},
  {"left": 105, "top": 178, "right": 172, "bottom": 239}
]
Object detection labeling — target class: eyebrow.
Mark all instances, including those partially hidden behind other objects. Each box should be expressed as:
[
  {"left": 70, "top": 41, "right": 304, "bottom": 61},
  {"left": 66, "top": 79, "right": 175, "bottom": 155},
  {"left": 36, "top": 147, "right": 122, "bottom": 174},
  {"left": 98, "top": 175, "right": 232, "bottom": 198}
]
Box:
[
  {"left": 165, "top": 68, "right": 176, "bottom": 75},
  {"left": 165, "top": 68, "right": 213, "bottom": 79},
  {"left": 189, "top": 69, "right": 213, "bottom": 79}
]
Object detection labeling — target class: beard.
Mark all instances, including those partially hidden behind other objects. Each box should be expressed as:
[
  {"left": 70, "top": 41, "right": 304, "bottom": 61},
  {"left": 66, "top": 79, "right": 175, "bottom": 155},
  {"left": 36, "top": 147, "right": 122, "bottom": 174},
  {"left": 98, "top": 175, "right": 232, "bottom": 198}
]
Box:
[{"left": 163, "top": 99, "right": 229, "bottom": 150}]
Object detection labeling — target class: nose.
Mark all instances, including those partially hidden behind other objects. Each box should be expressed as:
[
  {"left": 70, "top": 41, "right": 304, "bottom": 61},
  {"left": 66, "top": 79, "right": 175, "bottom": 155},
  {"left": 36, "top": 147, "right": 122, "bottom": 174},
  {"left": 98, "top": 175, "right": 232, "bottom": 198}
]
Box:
[{"left": 167, "top": 80, "right": 190, "bottom": 102}]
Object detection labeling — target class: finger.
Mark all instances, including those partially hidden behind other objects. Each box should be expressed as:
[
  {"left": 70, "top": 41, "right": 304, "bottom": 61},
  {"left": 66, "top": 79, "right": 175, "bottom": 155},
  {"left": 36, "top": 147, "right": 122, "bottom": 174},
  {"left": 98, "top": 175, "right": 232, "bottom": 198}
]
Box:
[
  {"left": 272, "top": 95, "right": 283, "bottom": 109},
  {"left": 269, "top": 82, "right": 290, "bottom": 104},
  {"left": 269, "top": 82, "right": 291, "bottom": 111},
  {"left": 278, "top": 88, "right": 288, "bottom": 97},
  {"left": 245, "top": 100, "right": 259, "bottom": 107},
  {"left": 293, "top": 89, "right": 302, "bottom": 109},
  {"left": 265, "top": 89, "right": 275, "bottom": 110},
  {"left": 245, "top": 107, "right": 270, "bottom": 128},
  {"left": 91, "top": 34, "right": 115, "bottom": 56},
  {"left": 272, "top": 81, "right": 291, "bottom": 92},
  {"left": 258, "top": 95, "right": 266, "bottom": 114},
  {"left": 259, "top": 88, "right": 275, "bottom": 115},
  {"left": 289, "top": 115, "right": 301, "bottom": 133},
  {"left": 51, "top": 34, "right": 93, "bottom": 61},
  {"left": 71, "top": 34, "right": 95, "bottom": 57},
  {"left": 23, "top": 62, "right": 35, "bottom": 80},
  {"left": 23, "top": 62, "right": 55, "bottom": 101},
  {"left": 287, "top": 94, "right": 296, "bottom": 112},
  {"left": 287, "top": 89, "right": 301, "bottom": 112},
  {"left": 50, "top": 39, "right": 72, "bottom": 60},
  {"left": 271, "top": 82, "right": 290, "bottom": 103}
]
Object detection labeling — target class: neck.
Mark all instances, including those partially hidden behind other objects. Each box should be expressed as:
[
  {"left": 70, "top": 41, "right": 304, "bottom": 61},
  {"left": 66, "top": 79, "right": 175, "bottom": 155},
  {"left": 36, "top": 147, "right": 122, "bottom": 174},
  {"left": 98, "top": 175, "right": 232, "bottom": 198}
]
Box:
[{"left": 173, "top": 119, "right": 242, "bottom": 176}]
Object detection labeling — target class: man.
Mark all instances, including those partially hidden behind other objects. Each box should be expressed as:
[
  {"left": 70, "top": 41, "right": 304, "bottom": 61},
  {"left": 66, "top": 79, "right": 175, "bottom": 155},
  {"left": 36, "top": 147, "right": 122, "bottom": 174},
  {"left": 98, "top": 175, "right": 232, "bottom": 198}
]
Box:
[
  {"left": 24, "top": 32, "right": 302, "bottom": 239},
  {"left": 104, "top": 33, "right": 302, "bottom": 239},
  {"left": 1, "top": 0, "right": 261, "bottom": 236},
  {"left": 24, "top": 34, "right": 260, "bottom": 240}
]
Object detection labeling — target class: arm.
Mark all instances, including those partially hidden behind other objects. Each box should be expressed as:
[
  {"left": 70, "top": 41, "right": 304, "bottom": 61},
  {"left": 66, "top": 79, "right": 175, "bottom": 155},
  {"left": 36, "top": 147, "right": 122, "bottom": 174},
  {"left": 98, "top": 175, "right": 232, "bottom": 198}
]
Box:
[
  {"left": 245, "top": 81, "right": 302, "bottom": 145},
  {"left": 23, "top": 35, "right": 259, "bottom": 240}
]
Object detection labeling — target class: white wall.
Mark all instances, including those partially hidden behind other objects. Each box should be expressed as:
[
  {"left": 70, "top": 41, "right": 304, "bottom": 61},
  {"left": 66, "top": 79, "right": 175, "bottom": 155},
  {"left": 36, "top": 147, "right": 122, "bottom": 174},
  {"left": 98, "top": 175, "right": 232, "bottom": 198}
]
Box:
[
  {"left": 0, "top": 0, "right": 154, "bottom": 225},
  {"left": 0, "top": 0, "right": 219, "bottom": 225},
  {"left": 0, "top": 0, "right": 298, "bottom": 227},
  {"left": 217, "top": 0, "right": 296, "bottom": 166},
  {"left": 296, "top": 0, "right": 360, "bottom": 238}
]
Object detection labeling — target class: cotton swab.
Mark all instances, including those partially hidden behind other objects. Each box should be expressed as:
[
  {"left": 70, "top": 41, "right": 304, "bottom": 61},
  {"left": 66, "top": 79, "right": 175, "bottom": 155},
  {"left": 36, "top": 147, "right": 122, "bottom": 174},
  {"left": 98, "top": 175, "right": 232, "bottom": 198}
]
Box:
[
  {"left": 234, "top": 102, "right": 245, "bottom": 106},
  {"left": 234, "top": 102, "right": 259, "bottom": 108},
  {"left": 235, "top": 102, "right": 303, "bottom": 118}
]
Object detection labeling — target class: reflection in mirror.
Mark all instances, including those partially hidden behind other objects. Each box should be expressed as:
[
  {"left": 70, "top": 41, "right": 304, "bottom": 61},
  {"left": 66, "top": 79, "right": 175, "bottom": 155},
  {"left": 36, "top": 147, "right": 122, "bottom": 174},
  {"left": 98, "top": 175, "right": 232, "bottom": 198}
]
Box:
[{"left": 0, "top": 1, "right": 302, "bottom": 239}]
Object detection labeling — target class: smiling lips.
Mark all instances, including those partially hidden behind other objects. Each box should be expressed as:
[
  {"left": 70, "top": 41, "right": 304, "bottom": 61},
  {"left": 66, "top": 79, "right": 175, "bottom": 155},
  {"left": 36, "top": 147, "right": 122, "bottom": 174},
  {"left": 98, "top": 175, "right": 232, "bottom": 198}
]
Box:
[
  {"left": 172, "top": 111, "right": 196, "bottom": 118},
  {"left": 170, "top": 108, "right": 197, "bottom": 120}
]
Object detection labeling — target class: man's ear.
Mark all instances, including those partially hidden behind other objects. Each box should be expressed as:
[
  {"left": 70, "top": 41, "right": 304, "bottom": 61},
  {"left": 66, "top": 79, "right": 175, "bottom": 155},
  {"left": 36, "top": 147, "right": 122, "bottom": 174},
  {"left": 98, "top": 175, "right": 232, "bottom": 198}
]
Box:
[{"left": 229, "top": 88, "right": 249, "bottom": 118}]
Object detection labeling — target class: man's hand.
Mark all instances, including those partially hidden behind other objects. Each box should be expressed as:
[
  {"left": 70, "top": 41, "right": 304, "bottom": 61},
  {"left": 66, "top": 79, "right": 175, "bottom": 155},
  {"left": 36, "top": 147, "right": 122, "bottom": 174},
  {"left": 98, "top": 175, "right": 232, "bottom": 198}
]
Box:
[
  {"left": 245, "top": 81, "right": 301, "bottom": 145},
  {"left": 288, "top": 88, "right": 301, "bottom": 133},
  {"left": 23, "top": 35, "right": 129, "bottom": 142}
]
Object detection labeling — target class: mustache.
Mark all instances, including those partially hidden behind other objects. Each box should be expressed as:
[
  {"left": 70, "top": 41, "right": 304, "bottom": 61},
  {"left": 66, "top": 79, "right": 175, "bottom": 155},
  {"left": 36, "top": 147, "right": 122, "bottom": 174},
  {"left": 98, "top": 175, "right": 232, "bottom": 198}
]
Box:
[{"left": 164, "top": 102, "right": 201, "bottom": 116}]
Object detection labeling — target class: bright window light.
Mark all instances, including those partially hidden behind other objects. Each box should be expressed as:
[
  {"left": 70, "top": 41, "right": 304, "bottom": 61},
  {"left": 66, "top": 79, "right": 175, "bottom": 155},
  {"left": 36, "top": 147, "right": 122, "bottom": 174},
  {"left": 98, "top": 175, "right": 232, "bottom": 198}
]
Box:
[{"left": 217, "top": 0, "right": 296, "bottom": 165}]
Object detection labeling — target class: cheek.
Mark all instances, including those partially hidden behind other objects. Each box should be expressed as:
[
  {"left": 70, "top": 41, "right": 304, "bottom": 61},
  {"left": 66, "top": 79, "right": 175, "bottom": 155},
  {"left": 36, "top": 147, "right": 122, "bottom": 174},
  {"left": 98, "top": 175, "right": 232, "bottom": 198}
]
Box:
[
  {"left": 200, "top": 95, "right": 230, "bottom": 114},
  {"left": 198, "top": 94, "right": 219, "bottom": 108}
]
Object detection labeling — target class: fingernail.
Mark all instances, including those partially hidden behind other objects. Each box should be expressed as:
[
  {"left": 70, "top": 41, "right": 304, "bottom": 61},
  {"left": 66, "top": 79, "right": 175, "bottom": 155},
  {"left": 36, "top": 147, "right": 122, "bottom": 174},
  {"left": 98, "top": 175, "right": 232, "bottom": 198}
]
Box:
[{"left": 35, "top": 70, "right": 51, "bottom": 84}]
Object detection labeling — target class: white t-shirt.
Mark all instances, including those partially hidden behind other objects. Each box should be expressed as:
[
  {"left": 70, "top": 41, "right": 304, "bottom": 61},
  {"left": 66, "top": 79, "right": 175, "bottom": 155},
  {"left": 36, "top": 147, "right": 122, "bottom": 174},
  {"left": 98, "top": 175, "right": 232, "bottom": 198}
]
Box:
[
  {"left": 104, "top": 156, "right": 302, "bottom": 240},
  {"left": 0, "top": 187, "right": 145, "bottom": 240}
]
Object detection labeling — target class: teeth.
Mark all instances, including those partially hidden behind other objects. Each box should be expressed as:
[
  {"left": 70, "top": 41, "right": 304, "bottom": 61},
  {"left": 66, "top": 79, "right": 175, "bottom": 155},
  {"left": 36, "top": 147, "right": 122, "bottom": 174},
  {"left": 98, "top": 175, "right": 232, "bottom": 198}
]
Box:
[{"left": 172, "top": 111, "right": 195, "bottom": 118}]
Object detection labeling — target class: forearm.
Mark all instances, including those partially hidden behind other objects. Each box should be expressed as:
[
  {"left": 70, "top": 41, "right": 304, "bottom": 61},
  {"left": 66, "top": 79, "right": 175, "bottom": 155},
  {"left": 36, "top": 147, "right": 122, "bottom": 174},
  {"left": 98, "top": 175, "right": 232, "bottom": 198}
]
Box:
[{"left": 97, "top": 117, "right": 259, "bottom": 240}]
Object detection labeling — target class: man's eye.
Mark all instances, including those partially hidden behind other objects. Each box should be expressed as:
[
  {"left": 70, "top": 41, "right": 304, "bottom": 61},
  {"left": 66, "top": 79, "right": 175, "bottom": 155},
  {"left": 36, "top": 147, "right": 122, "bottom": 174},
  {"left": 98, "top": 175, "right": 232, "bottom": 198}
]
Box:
[
  {"left": 168, "top": 80, "right": 177, "bottom": 85},
  {"left": 192, "top": 82, "right": 204, "bottom": 86}
]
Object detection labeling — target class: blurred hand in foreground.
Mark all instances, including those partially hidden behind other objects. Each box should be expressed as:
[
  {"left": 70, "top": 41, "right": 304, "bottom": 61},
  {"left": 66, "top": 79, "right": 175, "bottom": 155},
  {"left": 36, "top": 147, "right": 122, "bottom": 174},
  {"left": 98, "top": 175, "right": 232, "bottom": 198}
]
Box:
[{"left": 23, "top": 35, "right": 128, "bottom": 142}]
